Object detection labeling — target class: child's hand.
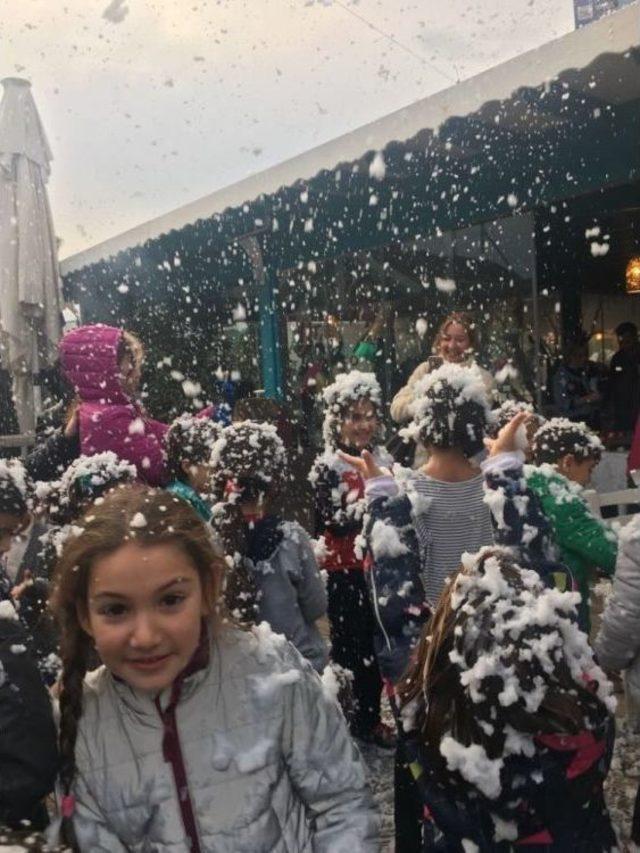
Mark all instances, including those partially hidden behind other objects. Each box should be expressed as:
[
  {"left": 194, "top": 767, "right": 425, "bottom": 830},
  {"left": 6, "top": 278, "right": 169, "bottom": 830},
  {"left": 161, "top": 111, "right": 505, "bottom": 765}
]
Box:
[
  {"left": 337, "top": 449, "right": 385, "bottom": 481},
  {"left": 11, "top": 570, "right": 33, "bottom": 601},
  {"left": 64, "top": 410, "right": 79, "bottom": 439},
  {"left": 485, "top": 411, "right": 532, "bottom": 457}
]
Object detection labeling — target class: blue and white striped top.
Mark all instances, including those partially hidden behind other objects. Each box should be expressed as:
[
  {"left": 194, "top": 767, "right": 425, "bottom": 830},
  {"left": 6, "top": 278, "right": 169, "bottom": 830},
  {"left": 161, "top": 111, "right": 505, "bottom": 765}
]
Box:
[{"left": 366, "top": 472, "right": 494, "bottom": 605}]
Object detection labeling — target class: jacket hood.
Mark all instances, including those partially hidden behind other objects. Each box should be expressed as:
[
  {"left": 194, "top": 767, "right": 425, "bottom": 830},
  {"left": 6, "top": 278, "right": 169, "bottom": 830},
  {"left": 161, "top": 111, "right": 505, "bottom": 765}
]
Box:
[{"left": 59, "top": 324, "right": 129, "bottom": 405}]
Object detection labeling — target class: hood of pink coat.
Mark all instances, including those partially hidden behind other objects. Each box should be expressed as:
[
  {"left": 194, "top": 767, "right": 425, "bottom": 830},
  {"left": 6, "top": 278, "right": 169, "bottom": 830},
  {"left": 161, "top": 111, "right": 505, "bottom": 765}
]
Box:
[{"left": 59, "top": 324, "right": 130, "bottom": 405}]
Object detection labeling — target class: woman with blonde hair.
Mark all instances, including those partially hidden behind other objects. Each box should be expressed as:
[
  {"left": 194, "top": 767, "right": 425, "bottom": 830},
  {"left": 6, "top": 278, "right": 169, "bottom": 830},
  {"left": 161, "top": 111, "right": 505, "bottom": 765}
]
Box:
[{"left": 391, "top": 311, "right": 494, "bottom": 425}]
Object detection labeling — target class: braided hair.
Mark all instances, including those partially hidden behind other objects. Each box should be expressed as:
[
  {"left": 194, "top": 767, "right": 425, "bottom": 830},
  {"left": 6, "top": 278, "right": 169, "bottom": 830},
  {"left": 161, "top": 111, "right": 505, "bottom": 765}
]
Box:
[{"left": 49, "top": 485, "right": 226, "bottom": 831}]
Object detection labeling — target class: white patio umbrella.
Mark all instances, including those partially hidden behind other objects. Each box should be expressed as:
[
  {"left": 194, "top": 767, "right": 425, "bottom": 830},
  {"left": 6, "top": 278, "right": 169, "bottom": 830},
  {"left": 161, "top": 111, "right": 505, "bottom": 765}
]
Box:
[{"left": 0, "top": 77, "right": 63, "bottom": 434}]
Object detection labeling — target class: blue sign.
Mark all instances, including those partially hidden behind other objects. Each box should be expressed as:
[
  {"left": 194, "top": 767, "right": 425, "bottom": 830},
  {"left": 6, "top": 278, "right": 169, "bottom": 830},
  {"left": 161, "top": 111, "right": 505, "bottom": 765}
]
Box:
[{"left": 574, "top": 0, "right": 636, "bottom": 27}]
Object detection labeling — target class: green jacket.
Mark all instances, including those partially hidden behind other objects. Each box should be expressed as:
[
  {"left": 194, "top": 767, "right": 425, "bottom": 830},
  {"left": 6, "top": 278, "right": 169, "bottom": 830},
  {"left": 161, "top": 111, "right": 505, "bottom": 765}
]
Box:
[{"left": 526, "top": 466, "right": 617, "bottom": 631}]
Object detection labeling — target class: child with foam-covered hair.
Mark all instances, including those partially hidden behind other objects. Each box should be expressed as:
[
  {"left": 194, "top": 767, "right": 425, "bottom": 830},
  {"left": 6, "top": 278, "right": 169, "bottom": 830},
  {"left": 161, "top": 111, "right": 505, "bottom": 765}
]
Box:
[
  {"left": 345, "top": 363, "right": 495, "bottom": 605},
  {"left": 0, "top": 459, "right": 56, "bottom": 680},
  {"left": 396, "top": 547, "right": 617, "bottom": 850},
  {"left": 310, "top": 370, "right": 397, "bottom": 748},
  {"left": 211, "top": 420, "right": 328, "bottom": 672},
  {"left": 165, "top": 413, "right": 223, "bottom": 521},
  {"left": 526, "top": 418, "right": 617, "bottom": 631}
]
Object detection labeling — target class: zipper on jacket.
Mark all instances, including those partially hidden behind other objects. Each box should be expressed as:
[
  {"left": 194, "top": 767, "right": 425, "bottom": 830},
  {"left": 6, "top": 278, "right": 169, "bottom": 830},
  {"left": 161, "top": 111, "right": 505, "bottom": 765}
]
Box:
[
  {"left": 155, "top": 690, "right": 202, "bottom": 853},
  {"left": 366, "top": 552, "right": 392, "bottom": 653}
]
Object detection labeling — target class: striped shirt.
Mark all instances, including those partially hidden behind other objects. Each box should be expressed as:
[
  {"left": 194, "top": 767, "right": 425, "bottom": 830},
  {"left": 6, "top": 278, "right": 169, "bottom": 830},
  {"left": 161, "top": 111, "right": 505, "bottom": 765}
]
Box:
[
  {"left": 366, "top": 473, "right": 494, "bottom": 606},
  {"left": 410, "top": 473, "right": 494, "bottom": 603}
]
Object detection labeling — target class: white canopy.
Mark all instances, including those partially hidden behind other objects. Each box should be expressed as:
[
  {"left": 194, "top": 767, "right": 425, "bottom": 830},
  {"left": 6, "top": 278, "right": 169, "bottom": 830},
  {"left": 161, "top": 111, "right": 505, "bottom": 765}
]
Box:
[
  {"left": 0, "top": 77, "right": 63, "bottom": 433},
  {"left": 60, "top": 3, "right": 640, "bottom": 276}
]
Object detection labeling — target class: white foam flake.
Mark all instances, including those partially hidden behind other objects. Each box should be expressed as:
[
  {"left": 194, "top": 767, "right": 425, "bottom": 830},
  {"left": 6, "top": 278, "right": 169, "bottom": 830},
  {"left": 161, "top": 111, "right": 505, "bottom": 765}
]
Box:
[
  {"left": 434, "top": 276, "right": 457, "bottom": 293},
  {"left": 440, "top": 736, "right": 503, "bottom": 799},
  {"left": 181, "top": 379, "right": 202, "bottom": 398},
  {"left": 0, "top": 601, "right": 18, "bottom": 621},
  {"left": 102, "top": 0, "right": 129, "bottom": 23},
  {"left": 369, "top": 519, "right": 409, "bottom": 560},
  {"left": 494, "top": 363, "right": 519, "bottom": 385},
  {"left": 369, "top": 151, "right": 386, "bottom": 180}
]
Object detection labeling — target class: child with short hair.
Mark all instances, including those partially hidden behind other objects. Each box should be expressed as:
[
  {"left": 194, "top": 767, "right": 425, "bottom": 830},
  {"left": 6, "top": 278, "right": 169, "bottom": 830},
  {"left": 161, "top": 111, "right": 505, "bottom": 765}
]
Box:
[
  {"left": 50, "top": 486, "right": 378, "bottom": 850},
  {"left": 165, "top": 414, "right": 223, "bottom": 521},
  {"left": 397, "top": 547, "right": 617, "bottom": 850},
  {"left": 36, "top": 451, "right": 138, "bottom": 568},
  {"left": 211, "top": 420, "right": 328, "bottom": 672},
  {"left": 527, "top": 417, "right": 617, "bottom": 631},
  {"left": 0, "top": 459, "right": 34, "bottom": 571}
]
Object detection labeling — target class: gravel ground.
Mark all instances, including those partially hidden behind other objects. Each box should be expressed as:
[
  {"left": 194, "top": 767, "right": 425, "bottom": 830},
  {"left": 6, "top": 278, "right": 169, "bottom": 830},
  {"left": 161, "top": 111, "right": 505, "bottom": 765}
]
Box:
[
  {"left": 1, "top": 704, "right": 636, "bottom": 852},
  {"left": 0, "top": 729, "right": 636, "bottom": 853}
]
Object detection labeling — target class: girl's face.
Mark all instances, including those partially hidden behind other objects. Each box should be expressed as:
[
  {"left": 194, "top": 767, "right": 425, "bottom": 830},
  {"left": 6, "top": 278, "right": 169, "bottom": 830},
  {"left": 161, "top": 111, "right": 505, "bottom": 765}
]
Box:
[
  {"left": 80, "top": 541, "right": 210, "bottom": 693},
  {"left": 182, "top": 461, "right": 211, "bottom": 493},
  {"left": 438, "top": 322, "right": 471, "bottom": 363},
  {"left": 119, "top": 350, "right": 142, "bottom": 395},
  {"left": 339, "top": 399, "right": 379, "bottom": 450}
]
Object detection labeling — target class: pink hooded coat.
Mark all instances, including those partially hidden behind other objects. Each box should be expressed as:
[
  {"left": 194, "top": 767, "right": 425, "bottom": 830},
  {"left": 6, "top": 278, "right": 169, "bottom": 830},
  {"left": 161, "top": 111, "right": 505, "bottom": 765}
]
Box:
[{"left": 59, "top": 324, "right": 168, "bottom": 486}]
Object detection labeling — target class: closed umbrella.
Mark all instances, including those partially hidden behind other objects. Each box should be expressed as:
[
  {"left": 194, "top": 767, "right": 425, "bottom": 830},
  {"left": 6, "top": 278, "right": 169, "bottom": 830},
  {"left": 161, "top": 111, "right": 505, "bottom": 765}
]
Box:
[{"left": 0, "top": 77, "right": 63, "bottom": 435}]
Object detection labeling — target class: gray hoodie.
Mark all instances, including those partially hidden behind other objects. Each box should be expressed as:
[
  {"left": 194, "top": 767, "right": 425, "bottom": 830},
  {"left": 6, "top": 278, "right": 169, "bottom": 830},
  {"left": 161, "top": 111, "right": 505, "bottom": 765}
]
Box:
[{"left": 247, "top": 520, "right": 329, "bottom": 672}]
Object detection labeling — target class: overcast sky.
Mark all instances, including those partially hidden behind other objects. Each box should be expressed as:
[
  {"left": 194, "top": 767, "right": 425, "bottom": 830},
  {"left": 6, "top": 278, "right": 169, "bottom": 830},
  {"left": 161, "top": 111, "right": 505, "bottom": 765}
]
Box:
[{"left": 2, "top": 0, "right": 575, "bottom": 259}]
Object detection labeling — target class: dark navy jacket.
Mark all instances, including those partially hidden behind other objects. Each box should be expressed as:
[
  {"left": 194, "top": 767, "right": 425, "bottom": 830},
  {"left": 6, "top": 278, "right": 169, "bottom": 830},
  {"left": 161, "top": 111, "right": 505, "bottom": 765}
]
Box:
[
  {"left": 482, "top": 454, "right": 574, "bottom": 592},
  {"left": 363, "top": 490, "right": 430, "bottom": 683}
]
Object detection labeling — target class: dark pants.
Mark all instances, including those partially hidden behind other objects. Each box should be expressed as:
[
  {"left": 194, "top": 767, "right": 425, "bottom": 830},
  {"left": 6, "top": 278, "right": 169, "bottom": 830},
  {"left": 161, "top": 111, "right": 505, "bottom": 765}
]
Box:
[
  {"left": 633, "top": 780, "right": 640, "bottom": 845},
  {"left": 394, "top": 748, "right": 423, "bottom": 852},
  {"left": 327, "top": 568, "right": 382, "bottom": 736}
]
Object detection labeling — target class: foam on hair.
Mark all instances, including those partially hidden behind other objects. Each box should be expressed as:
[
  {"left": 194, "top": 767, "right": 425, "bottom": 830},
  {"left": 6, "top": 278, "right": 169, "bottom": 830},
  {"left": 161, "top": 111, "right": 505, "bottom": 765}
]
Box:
[
  {"left": 531, "top": 417, "right": 603, "bottom": 466},
  {"left": 405, "top": 363, "right": 490, "bottom": 457}
]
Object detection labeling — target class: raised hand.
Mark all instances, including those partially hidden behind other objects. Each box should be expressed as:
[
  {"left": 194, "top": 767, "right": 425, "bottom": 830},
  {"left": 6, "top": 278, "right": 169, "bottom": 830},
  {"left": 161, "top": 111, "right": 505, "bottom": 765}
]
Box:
[
  {"left": 485, "top": 411, "right": 532, "bottom": 457},
  {"left": 337, "top": 448, "right": 386, "bottom": 481},
  {"left": 11, "top": 569, "right": 33, "bottom": 601}
]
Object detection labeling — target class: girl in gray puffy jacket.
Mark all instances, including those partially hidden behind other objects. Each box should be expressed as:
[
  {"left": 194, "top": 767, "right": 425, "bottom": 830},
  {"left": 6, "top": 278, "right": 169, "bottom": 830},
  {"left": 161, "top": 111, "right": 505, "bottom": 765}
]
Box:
[
  {"left": 210, "top": 420, "right": 329, "bottom": 672},
  {"left": 49, "top": 485, "right": 378, "bottom": 852},
  {"left": 596, "top": 515, "right": 640, "bottom": 730}
]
